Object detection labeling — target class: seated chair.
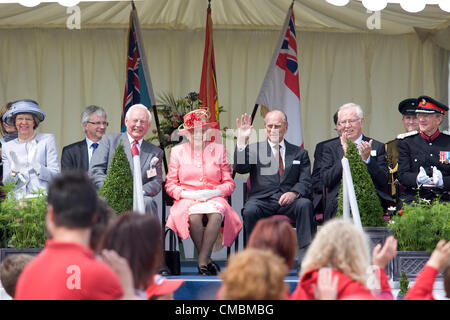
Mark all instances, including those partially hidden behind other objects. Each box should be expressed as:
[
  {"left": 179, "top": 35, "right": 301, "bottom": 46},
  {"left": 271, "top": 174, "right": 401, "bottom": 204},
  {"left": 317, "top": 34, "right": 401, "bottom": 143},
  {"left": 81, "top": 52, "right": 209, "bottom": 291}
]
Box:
[
  {"left": 161, "top": 181, "right": 239, "bottom": 265},
  {"left": 241, "top": 178, "right": 296, "bottom": 247}
]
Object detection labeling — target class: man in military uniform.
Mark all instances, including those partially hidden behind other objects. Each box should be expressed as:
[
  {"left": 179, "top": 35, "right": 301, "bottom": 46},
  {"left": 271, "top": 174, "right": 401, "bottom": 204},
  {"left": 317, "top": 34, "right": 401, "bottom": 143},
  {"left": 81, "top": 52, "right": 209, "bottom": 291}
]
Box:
[
  {"left": 397, "top": 95, "right": 450, "bottom": 206},
  {"left": 385, "top": 98, "right": 419, "bottom": 201}
]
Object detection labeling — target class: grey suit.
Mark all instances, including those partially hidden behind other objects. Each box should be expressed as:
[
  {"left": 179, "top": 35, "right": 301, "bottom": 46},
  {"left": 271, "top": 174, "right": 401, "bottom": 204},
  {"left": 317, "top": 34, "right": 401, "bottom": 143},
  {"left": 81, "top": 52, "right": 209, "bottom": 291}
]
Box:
[
  {"left": 234, "top": 139, "right": 315, "bottom": 249},
  {"left": 89, "top": 133, "right": 163, "bottom": 215}
]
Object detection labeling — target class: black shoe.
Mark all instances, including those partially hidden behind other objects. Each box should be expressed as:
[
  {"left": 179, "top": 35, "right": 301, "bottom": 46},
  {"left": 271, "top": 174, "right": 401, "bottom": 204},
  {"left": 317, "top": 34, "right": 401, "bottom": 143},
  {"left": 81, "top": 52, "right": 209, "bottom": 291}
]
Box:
[
  {"left": 207, "top": 261, "right": 221, "bottom": 275},
  {"left": 159, "top": 265, "right": 171, "bottom": 276},
  {"left": 198, "top": 265, "right": 211, "bottom": 276}
]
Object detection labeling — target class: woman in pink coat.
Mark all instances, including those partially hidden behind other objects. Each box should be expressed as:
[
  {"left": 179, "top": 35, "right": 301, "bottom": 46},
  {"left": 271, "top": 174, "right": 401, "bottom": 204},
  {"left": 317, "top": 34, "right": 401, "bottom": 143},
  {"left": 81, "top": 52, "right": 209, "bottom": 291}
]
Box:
[{"left": 165, "top": 109, "right": 242, "bottom": 275}]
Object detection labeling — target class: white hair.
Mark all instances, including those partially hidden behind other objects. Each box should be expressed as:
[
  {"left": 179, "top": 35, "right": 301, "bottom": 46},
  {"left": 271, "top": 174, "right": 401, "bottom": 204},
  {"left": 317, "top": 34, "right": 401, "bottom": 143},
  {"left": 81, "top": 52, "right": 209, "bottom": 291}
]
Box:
[
  {"left": 338, "top": 103, "right": 364, "bottom": 122},
  {"left": 125, "top": 104, "right": 152, "bottom": 123}
]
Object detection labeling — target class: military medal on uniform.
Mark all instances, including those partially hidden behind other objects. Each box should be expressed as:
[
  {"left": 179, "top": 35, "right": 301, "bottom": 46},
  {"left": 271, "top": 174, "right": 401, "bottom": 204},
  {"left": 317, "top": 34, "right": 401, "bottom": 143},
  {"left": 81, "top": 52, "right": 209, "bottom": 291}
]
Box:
[{"left": 439, "top": 151, "right": 450, "bottom": 165}]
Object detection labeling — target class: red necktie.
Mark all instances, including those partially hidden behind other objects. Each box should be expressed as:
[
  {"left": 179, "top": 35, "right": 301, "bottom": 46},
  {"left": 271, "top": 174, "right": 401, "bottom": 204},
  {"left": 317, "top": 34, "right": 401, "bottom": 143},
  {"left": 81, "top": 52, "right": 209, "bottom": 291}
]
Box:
[
  {"left": 278, "top": 145, "right": 284, "bottom": 177},
  {"left": 131, "top": 140, "right": 139, "bottom": 157}
]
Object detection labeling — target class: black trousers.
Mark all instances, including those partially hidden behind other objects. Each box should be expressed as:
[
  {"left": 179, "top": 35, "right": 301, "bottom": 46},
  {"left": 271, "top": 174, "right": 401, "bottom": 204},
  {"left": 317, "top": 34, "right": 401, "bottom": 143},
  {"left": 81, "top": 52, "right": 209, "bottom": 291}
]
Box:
[{"left": 242, "top": 194, "right": 316, "bottom": 249}]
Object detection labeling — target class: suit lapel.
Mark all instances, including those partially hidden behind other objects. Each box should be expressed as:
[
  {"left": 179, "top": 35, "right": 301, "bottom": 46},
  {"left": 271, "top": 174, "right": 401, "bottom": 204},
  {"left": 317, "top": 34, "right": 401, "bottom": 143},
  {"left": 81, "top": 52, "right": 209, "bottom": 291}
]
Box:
[
  {"left": 121, "top": 133, "right": 133, "bottom": 166},
  {"left": 282, "top": 141, "right": 295, "bottom": 181},
  {"left": 80, "top": 140, "right": 89, "bottom": 171},
  {"left": 139, "top": 141, "right": 152, "bottom": 171}
]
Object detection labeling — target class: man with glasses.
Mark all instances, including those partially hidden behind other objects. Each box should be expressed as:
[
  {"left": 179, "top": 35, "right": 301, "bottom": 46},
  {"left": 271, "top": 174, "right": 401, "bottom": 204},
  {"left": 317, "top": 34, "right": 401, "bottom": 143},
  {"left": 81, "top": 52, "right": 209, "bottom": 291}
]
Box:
[
  {"left": 61, "top": 105, "right": 108, "bottom": 172},
  {"left": 397, "top": 96, "right": 450, "bottom": 205},
  {"left": 321, "top": 103, "right": 390, "bottom": 221}
]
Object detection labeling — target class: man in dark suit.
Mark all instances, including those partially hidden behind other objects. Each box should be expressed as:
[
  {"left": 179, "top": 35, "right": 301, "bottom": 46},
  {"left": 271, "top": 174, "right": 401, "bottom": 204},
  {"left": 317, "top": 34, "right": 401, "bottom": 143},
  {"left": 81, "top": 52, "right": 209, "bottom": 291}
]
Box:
[
  {"left": 311, "top": 111, "right": 341, "bottom": 220},
  {"left": 321, "top": 103, "right": 390, "bottom": 221},
  {"left": 398, "top": 96, "right": 450, "bottom": 205},
  {"left": 61, "top": 105, "right": 108, "bottom": 172},
  {"left": 385, "top": 98, "right": 419, "bottom": 202},
  {"left": 234, "top": 110, "right": 315, "bottom": 259},
  {"left": 89, "top": 104, "right": 163, "bottom": 215}
]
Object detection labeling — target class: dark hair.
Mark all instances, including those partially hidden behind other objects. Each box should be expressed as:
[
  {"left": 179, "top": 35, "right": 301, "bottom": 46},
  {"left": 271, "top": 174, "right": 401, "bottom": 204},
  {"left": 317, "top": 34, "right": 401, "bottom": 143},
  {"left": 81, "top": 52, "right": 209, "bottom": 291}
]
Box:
[
  {"left": 0, "top": 254, "right": 34, "bottom": 297},
  {"left": 0, "top": 102, "right": 13, "bottom": 135},
  {"left": 333, "top": 111, "right": 339, "bottom": 126},
  {"left": 47, "top": 171, "right": 98, "bottom": 228},
  {"left": 248, "top": 217, "right": 298, "bottom": 270},
  {"left": 99, "top": 212, "right": 163, "bottom": 289},
  {"left": 89, "top": 197, "right": 116, "bottom": 253}
]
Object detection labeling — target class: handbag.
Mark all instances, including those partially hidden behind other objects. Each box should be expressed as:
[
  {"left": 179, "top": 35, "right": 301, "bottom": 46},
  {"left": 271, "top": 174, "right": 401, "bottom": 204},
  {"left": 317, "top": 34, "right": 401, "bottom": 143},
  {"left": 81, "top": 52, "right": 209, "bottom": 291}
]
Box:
[{"left": 164, "top": 228, "right": 180, "bottom": 275}]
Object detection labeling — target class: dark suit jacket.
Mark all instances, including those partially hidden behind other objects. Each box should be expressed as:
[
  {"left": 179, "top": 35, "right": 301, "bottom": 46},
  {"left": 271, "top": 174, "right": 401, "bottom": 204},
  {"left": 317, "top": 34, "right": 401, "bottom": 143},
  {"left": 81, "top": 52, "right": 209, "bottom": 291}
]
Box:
[
  {"left": 312, "top": 137, "right": 339, "bottom": 210},
  {"left": 89, "top": 133, "right": 163, "bottom": 197},
  {"left": 234, "top": 140, "right": 312, "bottom": 200},
  {"left": 321, "top": 135, "right": 390, "bottom": 220},
  {"left": 61, "top": 140, "right": 89, "bottom": 172}
]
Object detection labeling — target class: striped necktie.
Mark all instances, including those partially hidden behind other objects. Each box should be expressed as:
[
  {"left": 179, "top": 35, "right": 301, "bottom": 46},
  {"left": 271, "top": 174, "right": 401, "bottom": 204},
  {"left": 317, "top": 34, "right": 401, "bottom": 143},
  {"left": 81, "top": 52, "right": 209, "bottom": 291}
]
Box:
[{"left": 278, "top": 145, "right": 284, "bottom": 177}]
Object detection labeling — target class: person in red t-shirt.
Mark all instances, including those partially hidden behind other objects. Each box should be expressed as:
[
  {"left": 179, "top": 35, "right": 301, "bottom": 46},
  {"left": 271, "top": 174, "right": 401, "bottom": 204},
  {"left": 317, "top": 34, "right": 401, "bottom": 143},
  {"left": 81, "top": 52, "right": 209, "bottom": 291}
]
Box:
[
  {"left": 290, "top": 219, "right": 397, "bottom": 300},
  {"left": 15, "top": 171, "right": 124, "bottom": 300}
]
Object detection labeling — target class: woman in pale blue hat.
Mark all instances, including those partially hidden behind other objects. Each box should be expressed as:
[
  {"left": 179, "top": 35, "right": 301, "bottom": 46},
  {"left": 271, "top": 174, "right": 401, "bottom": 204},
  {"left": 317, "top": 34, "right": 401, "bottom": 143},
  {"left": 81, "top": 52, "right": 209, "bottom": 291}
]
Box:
[{"left": 1, "top": 99, "right": 60, "bottom": 198}]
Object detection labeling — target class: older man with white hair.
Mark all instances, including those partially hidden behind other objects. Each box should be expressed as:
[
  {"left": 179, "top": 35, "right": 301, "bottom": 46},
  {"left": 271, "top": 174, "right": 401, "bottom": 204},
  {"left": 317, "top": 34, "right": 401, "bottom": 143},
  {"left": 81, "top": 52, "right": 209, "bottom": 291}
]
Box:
[
  {"left": 89, "top": 104, "right": 163, "bottom": 215},
  {"left": 320, "top": 103, "right": 390, "bottom": 221}
]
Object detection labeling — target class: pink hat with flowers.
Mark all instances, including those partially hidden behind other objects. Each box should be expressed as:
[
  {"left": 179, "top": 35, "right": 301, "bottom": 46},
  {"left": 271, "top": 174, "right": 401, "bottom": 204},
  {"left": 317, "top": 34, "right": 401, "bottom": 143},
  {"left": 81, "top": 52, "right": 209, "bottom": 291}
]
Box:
[{"left": 177, "top": 108, "right": 218, "bottom": 135}]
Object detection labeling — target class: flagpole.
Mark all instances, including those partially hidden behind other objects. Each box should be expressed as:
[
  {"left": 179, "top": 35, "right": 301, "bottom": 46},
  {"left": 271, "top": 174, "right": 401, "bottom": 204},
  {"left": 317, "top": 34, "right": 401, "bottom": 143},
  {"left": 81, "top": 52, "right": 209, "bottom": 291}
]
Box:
[{"left": 129, "top": 1, "right": 168, "bottom": 175}]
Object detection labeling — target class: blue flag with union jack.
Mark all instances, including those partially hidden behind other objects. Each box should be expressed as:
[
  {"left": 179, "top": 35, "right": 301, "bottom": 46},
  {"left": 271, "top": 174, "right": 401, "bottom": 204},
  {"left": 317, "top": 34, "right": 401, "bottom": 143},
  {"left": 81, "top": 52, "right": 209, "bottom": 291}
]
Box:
[{"left": 121, "top": 6, "right": 155, "bottom": 132}]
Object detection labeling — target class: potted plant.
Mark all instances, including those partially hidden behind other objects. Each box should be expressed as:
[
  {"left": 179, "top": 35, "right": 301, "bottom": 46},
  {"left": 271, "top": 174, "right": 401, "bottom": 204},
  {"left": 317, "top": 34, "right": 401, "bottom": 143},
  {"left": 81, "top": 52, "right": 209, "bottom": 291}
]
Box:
[
  {"left": 396, "top": 270, "right": 410, "bottom": 299},
  {"left": 388, "top": 197, "right": 450, "bottom": 280},
  {"left": 0, "top": 183, "right": 47, "bottom": 263},
  {"left": 337, "top": 139, "right": 389, "bottom": 248},
  {"left": 99, "top": 140, "right": 133, "bottom": 214}
]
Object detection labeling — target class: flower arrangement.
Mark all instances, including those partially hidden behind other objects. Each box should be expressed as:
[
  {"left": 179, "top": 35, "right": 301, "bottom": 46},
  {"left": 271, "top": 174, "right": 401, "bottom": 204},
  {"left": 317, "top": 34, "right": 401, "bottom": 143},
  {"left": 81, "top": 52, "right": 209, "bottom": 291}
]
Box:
[
  {"left": 149, "top": 92, "right": 225, "bottom": 149},
  {"left": 388, "top": 198, "right": 450, "bottom": 252}
]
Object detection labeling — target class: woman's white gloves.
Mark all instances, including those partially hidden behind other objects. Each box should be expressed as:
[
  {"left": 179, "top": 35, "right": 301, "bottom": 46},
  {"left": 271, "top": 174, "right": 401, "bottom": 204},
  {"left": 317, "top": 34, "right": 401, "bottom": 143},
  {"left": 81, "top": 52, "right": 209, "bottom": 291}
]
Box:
[{"left": 181, "top": 189, "right": 222, "bottom": 201}]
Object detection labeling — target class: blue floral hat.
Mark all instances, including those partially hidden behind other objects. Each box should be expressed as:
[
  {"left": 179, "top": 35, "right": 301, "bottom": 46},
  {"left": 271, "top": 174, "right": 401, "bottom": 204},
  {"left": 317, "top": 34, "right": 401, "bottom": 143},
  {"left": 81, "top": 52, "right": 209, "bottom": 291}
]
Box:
[{"left": 2, "top": 99, "right": 46, "bottom": 126}]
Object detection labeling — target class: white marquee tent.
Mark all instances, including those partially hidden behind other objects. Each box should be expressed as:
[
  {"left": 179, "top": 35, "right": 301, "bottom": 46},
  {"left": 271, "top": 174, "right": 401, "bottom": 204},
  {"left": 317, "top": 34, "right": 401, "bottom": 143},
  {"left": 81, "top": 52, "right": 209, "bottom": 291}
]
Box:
[{"left": 0, "top": 0, "right": 449, "bottom": 156}]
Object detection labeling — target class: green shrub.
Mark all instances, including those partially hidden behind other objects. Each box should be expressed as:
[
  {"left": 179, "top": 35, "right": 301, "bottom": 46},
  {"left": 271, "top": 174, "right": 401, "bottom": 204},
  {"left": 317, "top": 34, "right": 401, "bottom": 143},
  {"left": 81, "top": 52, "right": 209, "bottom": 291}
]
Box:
[
  {"left": 337, "top": 139, "right": 386, "bottom": 227},
  {"left": 399, "top": 270, "right": 409, "bottom": 296},
  {"left": 99, "top": 140, "right": 133, "bottom": 214},
  {"left": 388, "top": 198, "right": 450, "bottom": 252},
  {"left": 0, "top": 183, "right": 47, "bottom": 249}
]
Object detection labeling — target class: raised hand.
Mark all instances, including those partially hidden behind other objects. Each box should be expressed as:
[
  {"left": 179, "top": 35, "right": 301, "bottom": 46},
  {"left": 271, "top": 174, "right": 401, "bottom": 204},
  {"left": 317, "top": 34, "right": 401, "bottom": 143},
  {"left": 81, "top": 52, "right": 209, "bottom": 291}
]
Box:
[
  {"left": 372, "top": 235, "right": 397, "bottom": 269},
  {"left": 357, "top": 139, "right": 372, "bottom": 161},
  {"left": 417, "top": 166, "right": 432, "bottom": 186},
  {"left": 432, "top": 166, "right": 444, "bottom": 188},
  {"left": 236, "top": 113, "right": 253, "bottom": 146},
  {"left": 340, "top": 132, "right": 348, "bottom": 155}
]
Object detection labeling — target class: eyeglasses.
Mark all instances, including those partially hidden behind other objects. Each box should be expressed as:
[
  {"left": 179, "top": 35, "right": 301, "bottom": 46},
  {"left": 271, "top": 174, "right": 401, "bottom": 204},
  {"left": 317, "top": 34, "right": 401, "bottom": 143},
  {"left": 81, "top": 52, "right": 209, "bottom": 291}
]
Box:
[
  {"left": 87, "top": 121, "right": 109, "bottom": 127},
  {"left": 338, "top": 118, "right": 361, "bottom": 126}
]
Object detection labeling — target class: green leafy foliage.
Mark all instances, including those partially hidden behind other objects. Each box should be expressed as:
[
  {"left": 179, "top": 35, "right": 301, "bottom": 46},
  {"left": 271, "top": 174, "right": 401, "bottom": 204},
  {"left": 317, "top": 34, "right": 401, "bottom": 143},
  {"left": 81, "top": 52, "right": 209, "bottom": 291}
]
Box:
[
  {"left": 337, "top": 139, "right": 386, "bottom": 227},
  {"left": 399, "top": 270, "right": 409, "bottom": 296},
  {"left": 388, "top": 198, "right": 450, "bottom": 252},
  {"left": 0, "top": 183, "right": 47, "bottom": 249},
  {"left": 99, "top": 140, "right": 133, "bottom": 214}
]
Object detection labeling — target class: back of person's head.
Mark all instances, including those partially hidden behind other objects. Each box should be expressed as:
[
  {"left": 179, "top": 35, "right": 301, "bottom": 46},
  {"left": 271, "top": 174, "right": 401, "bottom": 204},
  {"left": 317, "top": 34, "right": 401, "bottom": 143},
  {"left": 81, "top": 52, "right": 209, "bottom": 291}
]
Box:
[
  {"left": 220, "top": 248, "right": 288, "bottom": 300},
  {"left": 100, "top": 212, "right": 163, "bottom": 289},
  {"left": 89, "top": 197, "right": 116, "bottom": 252},
  {"left": 0, "top": 254, "right": 34, "bottom": 298},
  {"left": 444, "top": 258, "right": 450, "bottom": 298},
  {"left": 47, "top": 171, "right": 98, "bottom": 228},
  {"left": 248, "top": 217, "right": 298, "bottom": 270},
  {"left": 300, "top": 218, "right": 370, "bottom": 286}
]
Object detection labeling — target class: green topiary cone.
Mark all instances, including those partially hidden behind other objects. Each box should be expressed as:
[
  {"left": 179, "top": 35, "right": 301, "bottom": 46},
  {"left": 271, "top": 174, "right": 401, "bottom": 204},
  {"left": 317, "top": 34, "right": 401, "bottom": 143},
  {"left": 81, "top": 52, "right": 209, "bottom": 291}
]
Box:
[
  {"left": 99, "top": 140, "right": 133, "bottom": 214},
  {"left": 337, "top": 138, "right": 386, "bottom": 226}
]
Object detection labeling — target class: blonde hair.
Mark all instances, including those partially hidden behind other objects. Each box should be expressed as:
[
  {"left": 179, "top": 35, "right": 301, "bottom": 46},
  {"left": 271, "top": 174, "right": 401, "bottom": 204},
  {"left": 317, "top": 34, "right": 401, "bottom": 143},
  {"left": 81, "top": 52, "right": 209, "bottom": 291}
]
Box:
[
  {"left": 220, "top": 248, "right": 288, "bottom": 300},
  {"left": 300, "top": 219, "right": 371, "bottom": 286}
]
